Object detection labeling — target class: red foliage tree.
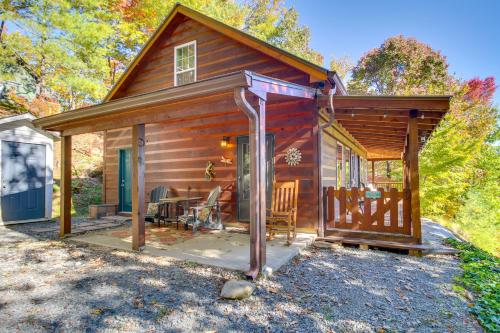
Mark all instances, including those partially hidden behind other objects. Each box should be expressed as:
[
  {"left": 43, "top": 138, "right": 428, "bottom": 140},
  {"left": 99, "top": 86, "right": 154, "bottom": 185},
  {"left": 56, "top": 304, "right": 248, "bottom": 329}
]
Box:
[{"left": 465, "top": 77, "right": 496, "bottom": 104}]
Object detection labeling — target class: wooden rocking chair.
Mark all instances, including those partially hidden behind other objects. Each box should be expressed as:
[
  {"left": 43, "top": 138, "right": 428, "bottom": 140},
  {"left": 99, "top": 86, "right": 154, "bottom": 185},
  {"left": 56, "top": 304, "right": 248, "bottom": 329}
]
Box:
[
  {"left": 178, "top": 186, "right": 223, "bottom": 232},
  {"left": 266, "top": 180, "right": 299, "bottom": 244}
]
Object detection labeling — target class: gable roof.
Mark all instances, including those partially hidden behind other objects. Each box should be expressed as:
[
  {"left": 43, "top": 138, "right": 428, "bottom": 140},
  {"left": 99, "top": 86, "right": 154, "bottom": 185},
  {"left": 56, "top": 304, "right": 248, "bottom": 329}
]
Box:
[{"left": 105, "top": 3, "right": 337, "bottom": 101}]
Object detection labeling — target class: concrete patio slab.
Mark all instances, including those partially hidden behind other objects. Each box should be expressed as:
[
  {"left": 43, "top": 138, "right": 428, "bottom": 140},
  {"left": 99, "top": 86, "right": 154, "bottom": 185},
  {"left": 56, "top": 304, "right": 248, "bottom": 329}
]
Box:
[{"left": 72, "top": 227, "right": 315, "bottom": 273}]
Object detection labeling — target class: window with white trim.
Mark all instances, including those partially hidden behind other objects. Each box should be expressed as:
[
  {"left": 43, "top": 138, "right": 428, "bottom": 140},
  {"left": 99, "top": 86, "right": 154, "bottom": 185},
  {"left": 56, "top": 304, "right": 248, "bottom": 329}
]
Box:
[{"left": 174, "top": 41, "right": 196, "bottom": 86}]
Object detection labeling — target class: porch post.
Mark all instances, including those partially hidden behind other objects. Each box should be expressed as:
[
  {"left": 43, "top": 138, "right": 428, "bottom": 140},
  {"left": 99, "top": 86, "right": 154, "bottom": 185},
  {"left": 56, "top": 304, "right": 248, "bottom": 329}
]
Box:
[
  {"left": 257, "top": 98, "right": 267, "bottom": 268},
  {"left": 408, "top": 110, "right": 422, "bottom": 244},
  {"left": 131, "top": 123, "right": 146, "bottom": 251},
  {"left": 371, "top": 160, "right": 375, "bottom": 184},
  {"left": 60, "top": 135, "right": 72, "bottom": 237},
  {"left": 234, "top": 88, "right": 266, "bottom": 278}
]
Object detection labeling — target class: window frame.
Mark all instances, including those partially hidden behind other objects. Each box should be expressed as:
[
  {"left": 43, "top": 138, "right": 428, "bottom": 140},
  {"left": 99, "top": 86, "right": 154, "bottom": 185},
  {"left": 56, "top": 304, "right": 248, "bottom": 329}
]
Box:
[{"left": 173, "top": 40, "right": 197, "bottom": 86}]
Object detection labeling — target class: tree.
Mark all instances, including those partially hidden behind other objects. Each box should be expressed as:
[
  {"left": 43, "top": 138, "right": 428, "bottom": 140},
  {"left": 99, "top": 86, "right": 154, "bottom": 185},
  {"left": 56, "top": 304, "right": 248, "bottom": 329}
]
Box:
[
  {"left": 349, "top": 35, "right": 452, "bottom": 95},
  {"left": 0, "top": 0, "right": 323, "bottom": 114},
  {"left": 329, "top": 55, "right": 353, "bottom": 81},
  {"left": 244, "top": 0, "right": 322, "bottom": 65}
]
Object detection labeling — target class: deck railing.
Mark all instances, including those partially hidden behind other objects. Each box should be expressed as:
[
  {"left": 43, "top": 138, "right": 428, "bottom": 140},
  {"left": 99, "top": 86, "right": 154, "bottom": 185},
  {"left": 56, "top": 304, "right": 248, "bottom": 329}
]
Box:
[
  {"left": 373, "top": 181, "right": 403, "bottom": 192},
  {"left": 323, "top": 186, "right": 412, "bottom": 235}
]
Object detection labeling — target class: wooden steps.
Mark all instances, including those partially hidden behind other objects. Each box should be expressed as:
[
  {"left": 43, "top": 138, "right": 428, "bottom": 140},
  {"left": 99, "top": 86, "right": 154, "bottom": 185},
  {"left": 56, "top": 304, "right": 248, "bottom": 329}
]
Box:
[{"left": 316, "top": 236, "right": 459, "bottom": 256}]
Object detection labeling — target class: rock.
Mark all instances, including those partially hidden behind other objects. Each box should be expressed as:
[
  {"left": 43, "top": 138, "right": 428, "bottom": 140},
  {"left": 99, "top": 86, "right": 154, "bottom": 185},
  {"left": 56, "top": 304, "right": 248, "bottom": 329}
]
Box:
[
  {"left": 261, "top": 266, "right": 273, "bottom": 278},
  {"left": 220, "top": 280, "right": 255, "bottom": 300},
  {"left": 132, "top": 297, "right": 144, "bottom": 308}
]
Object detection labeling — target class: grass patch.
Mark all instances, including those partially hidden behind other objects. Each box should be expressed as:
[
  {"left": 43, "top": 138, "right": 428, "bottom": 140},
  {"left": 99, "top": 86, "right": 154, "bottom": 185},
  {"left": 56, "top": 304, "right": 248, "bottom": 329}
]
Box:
[
  {"left": 446, "top": 238, "right": 499, "bottom": 332},
  {"left": 72, "top": 178, "right": 102, "bottom": 216},
  {"left": 156, "top": 306, "right": 173, "bottom": 322},
  {"left": 51, "top": 179, "right": 102, "bottom": 218}
]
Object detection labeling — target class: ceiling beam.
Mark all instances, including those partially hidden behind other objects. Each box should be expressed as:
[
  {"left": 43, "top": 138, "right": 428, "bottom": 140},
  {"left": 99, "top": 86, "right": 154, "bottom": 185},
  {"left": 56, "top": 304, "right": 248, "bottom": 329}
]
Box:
[
  {"left": 335, "top": 109, "right": 444, "bottom": 119},
  {"left": 332, "top": 95, "right": 450, "bottom": 111}
]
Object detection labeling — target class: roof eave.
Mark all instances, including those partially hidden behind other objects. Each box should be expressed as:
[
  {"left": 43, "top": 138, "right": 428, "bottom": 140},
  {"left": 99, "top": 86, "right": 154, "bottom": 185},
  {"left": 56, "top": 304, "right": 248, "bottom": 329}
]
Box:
[{"left": 34, "top": 71, "right": 251, "bottom": 130}]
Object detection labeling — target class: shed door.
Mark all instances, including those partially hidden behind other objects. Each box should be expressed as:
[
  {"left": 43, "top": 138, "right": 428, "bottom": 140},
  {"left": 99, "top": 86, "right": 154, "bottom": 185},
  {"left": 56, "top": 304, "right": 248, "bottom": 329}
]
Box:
[
  {"left": 237, "top": 135, "right": 274, "bottom": 221},
  {"left": 1, "top": 141, "right": 46, "bottom": 221}
]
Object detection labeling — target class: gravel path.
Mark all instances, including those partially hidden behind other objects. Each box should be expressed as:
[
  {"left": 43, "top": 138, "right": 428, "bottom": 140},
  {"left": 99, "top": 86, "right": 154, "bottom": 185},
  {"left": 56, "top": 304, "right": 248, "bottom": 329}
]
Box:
[{"left": 0, "top": 222, "right": 482, "bottom": 333}]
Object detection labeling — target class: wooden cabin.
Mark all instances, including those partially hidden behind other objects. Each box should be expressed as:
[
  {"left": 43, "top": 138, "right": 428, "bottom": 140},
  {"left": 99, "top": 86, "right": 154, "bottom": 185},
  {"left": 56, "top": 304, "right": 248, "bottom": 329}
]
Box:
[{"left": 34, "top": 4, "right": 450, "bottom": 276}]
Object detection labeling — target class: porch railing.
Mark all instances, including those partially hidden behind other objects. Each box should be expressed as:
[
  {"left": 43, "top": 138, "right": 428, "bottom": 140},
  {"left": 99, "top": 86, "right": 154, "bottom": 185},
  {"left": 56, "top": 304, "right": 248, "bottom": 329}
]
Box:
[
  {"left": 373, "top": 181, "right": 403, "bottom": 191},
  {"left": 323, "top": 186, "right": 412, "bottom": 235}
]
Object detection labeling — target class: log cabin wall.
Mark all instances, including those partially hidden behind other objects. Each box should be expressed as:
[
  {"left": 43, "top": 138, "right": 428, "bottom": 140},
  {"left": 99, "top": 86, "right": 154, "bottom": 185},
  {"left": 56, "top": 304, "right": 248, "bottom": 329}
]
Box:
[{"left": 103, "top": 15, "right": 320, "bottom": 230}]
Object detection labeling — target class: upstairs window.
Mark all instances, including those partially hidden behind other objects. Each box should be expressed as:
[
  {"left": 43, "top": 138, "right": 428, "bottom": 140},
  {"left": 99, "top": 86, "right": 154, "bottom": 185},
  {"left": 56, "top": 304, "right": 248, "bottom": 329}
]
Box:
[{"left": 174, "top": 41, "right": 196, "bottom": 86}]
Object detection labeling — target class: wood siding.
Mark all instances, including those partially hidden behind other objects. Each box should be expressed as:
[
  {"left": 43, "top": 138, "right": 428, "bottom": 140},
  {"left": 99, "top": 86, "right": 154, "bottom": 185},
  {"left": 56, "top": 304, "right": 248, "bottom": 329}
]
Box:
[
  {"left": 105, "top": 98, "right": 318, "bottom": 228},
  {"left": 104, "top": 16, "right": 319, "bottom": 229},
  {"left": 321, "top": 128, "right": 337, "bottom": 188},
  {"left": 112, "top": 15, "right": 309, "bottom": 99},
  {"left": 318, "top": 110, "right": 367, "bottom": 189}
]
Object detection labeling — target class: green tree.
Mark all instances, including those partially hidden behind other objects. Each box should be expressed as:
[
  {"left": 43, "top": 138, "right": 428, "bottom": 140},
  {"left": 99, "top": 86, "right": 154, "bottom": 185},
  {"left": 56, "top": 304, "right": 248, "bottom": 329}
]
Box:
[
  {"left": 329, "top": 55, "right": 353, "bottom": 81},
  {"left": 1, "top": 0, "right": 322, "bottom": 114},
  {"left": 244, "top": 0, "right": 322, "bottom": 65},
  {"left": 349, "top": 35, "right": 452, "bottom": 95}
]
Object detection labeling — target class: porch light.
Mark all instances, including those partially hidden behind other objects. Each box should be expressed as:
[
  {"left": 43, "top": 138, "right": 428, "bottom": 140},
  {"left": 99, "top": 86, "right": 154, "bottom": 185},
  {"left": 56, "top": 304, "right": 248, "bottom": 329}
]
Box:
[{"left": 220, "top": 136, "right": 230, "bottom": 147}]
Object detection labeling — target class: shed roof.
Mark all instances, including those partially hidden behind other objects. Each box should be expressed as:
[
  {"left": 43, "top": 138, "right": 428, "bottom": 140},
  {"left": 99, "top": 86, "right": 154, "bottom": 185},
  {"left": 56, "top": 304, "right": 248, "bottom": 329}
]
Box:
[{"left": 0, "top": 113, "right": 59, "bottom": 140}]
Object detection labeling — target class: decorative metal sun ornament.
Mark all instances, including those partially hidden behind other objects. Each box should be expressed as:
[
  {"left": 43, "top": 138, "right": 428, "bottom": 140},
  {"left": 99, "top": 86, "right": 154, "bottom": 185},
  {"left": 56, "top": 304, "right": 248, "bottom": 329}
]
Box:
[{"left": 285, "top": 147, "right": 302, "bottom": 166}]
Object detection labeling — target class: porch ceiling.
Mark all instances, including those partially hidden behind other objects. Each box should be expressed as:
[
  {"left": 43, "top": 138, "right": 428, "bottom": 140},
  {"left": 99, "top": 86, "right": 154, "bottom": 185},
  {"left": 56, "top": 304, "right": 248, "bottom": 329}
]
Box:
[{"left": 331, "top": 95, "right": 451, "bottom": 160}]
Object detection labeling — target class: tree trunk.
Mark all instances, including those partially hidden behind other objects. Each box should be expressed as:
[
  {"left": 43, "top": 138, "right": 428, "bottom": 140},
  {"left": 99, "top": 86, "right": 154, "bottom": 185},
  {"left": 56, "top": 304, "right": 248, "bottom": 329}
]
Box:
[{"left": 0, "top": 20, "right": 5, "bottom": 42}]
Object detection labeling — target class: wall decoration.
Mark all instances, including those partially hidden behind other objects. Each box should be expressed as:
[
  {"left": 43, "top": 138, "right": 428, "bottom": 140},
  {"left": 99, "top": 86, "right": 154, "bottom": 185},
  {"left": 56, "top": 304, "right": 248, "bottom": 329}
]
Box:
[
  {"left": 285, "top": 147, "right": 302, "bottom": 166},
  {"left": 205, "top": 161, "right": 216, "bottom": 181},
  {"left": 220, "top": 156, "right": 232, "bottom": 166}
]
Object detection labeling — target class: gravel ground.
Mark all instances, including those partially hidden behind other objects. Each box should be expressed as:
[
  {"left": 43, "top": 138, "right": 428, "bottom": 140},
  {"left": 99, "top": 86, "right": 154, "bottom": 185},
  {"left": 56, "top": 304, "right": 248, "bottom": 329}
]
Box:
[{"left": 0, "top": 222, "right": 482, "bottom": 333}]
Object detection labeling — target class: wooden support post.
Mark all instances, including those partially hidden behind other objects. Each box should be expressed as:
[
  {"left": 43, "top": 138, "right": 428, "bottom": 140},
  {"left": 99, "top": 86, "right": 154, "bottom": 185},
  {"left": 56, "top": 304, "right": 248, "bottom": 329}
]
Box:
[
  {"left": 371, "top": 160, "right": 375, "bottom": 184},
  {"left": 60, "top": 135, "right": 72, "bottom": 237},
  {"left": 234, "top": 89, "right": 269, "bottom": 278},
  {"left": 408, "top": 110, "right": 422, "bottom": 244},
  {"left": 316, "top": 117, "right": 324, "bottom": 238},
  {"left": 321, "top": 187, "right": 328, "bottom": 235},
  {"left": 102, "top": 130, "right": 107, "bottom": 203},
  {"left": 402, "top": 154, "right": 407, "bottom": 190},
  {"left": 257, "top": 98, "right": 267, "bottom": 268},
  {"left": 131, "top": 124, "right": 146, "bottom": 251}
]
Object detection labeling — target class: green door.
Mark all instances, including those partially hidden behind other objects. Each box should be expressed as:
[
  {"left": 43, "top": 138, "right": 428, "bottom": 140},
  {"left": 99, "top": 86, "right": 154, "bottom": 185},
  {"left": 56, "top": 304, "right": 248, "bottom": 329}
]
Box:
[
  {"left": 118, "top": 148, "right": 132, "bottom": 212},
  {"left": 237, "top": 134, "right": 274, "bottom": 221}
]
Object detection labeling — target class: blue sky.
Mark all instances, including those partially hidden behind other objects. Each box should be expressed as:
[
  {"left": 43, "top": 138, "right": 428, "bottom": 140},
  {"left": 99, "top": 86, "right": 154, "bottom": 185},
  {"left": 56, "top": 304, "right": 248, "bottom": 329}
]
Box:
[{"left": 289, "top": 0, "right": 500, "bottom": 105}]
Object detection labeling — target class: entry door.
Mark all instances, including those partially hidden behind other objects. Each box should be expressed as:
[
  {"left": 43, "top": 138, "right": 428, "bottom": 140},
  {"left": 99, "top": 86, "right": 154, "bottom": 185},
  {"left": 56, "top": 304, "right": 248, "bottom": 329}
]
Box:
[
  {"left": 237, "top": 135, "right": 274, "bottom": 221},
  {"left": 1, "top": 141, "right": 46, "bottom": 221},
  {"left": 118, "top": 148, "right": 132, "bottom": 212}
]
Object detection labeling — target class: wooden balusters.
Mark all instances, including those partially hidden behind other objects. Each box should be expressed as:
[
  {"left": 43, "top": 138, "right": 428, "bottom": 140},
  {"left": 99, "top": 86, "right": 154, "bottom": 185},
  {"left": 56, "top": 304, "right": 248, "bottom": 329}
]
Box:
[{"left": 322, "top": 186, "right": 412, "bottom": 236}]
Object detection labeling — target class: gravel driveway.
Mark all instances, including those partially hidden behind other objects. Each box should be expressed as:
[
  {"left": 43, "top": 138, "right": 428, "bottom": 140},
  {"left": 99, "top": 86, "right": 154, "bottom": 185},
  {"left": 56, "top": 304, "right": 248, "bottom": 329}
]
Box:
[{"left": 0, "top": 222, "right": 482, "bottom": 333}]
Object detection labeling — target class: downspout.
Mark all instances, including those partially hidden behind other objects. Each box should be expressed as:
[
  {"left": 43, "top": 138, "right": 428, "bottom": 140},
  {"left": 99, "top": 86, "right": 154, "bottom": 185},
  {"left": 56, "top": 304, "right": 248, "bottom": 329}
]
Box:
[
  {"left": 234, "top": 87, "right": 263, "bottom": 279},
  {"left": 320, "top": 86, "right": 336, "bottom": 130},
  {"left": 317, "top": 81, "right": 336, "bottom": 237}
]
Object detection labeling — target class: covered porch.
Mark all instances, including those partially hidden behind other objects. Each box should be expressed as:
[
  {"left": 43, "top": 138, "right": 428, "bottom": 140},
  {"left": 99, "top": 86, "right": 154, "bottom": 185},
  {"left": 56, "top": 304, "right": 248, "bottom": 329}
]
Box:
[
  {"left": 320, "top": 95, "right": 450, "bottom": 247},
  {"left": 34, "top": 70, "right": 322, "bottom": 278}
]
